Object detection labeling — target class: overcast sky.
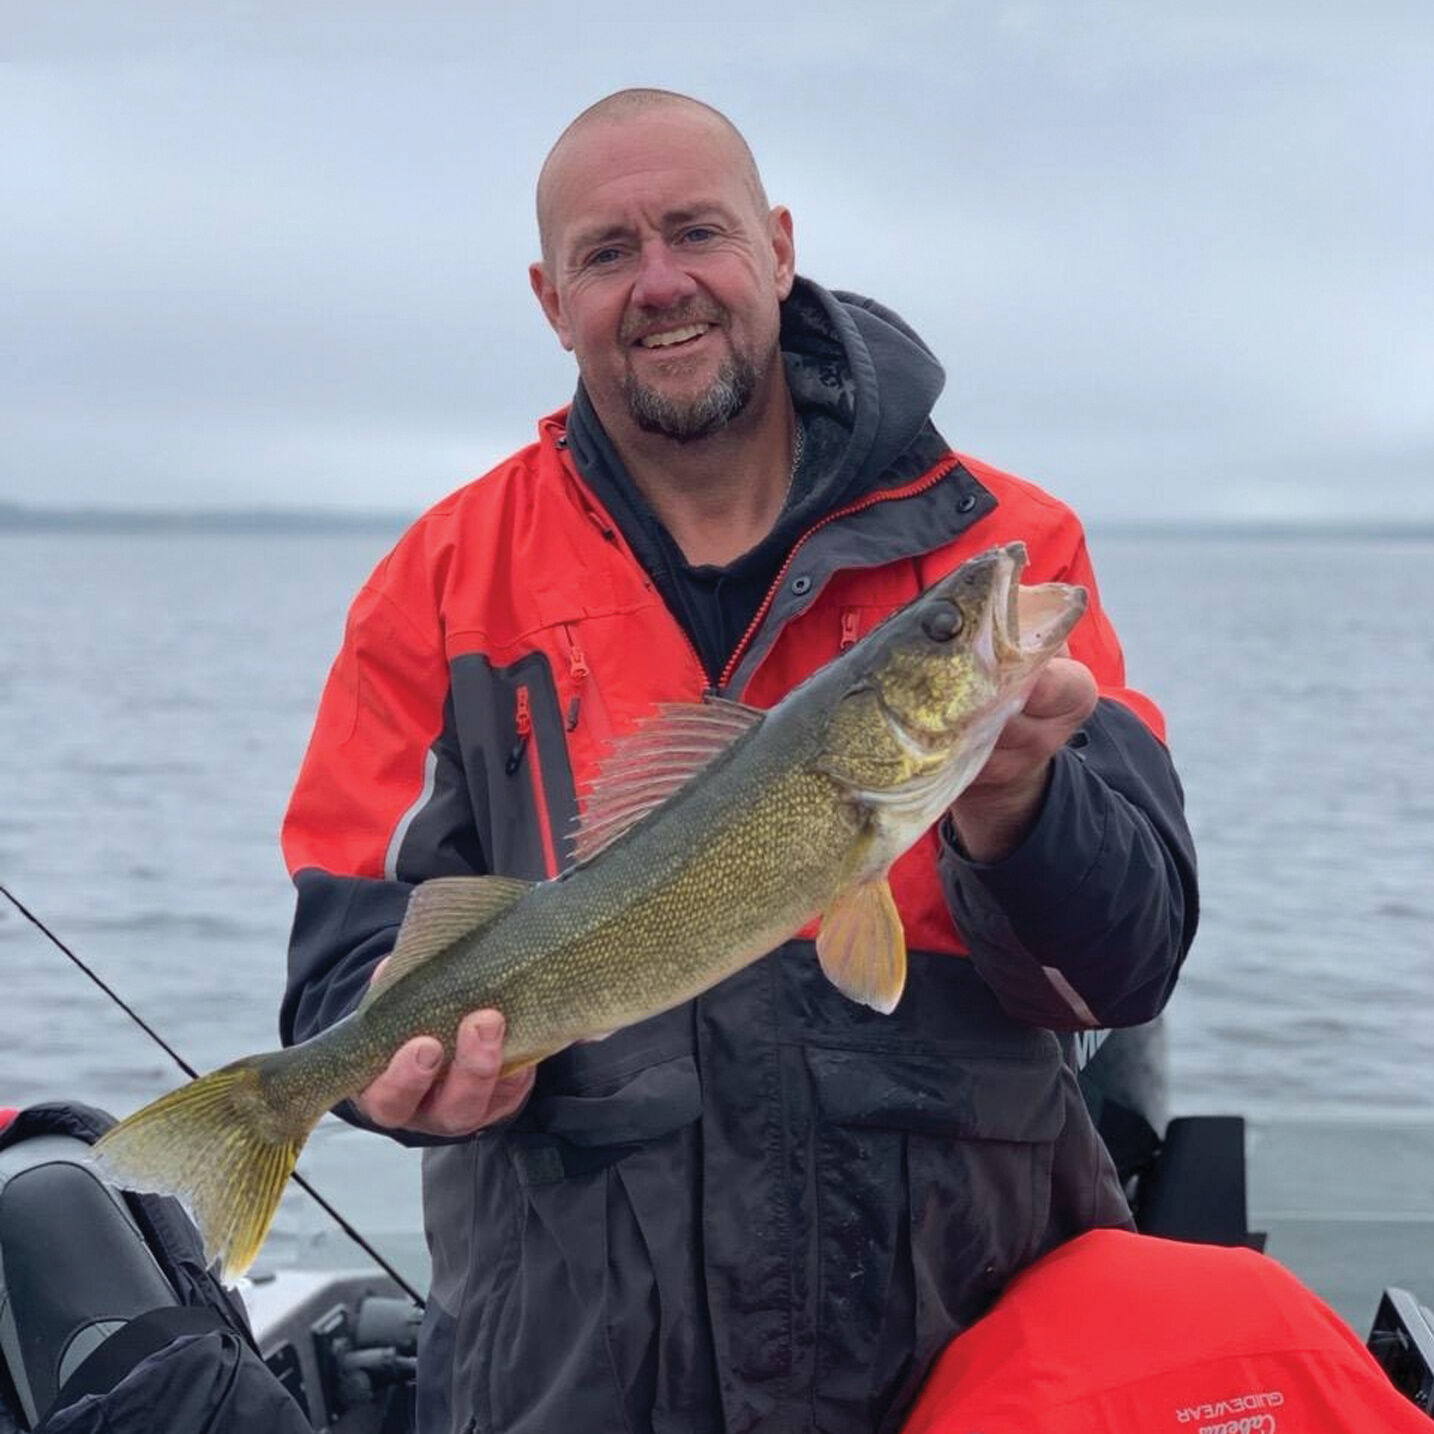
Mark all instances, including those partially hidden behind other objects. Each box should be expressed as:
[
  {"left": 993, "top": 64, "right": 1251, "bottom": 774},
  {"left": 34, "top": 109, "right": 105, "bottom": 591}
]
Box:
[{"left": 3, "top": 0, "right": 1429, "bottom": 524}]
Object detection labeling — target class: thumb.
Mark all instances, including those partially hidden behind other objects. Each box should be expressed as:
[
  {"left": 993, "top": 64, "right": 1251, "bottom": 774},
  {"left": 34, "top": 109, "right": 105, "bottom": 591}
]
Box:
[{"left": 1022, "top": 658, "right": 1098, "bottom": 723}]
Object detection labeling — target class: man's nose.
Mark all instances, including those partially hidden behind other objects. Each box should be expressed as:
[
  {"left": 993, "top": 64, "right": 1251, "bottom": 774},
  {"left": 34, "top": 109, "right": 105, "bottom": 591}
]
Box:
[{"left": 630, "top": 240, "right": 698, "bottom": 310}]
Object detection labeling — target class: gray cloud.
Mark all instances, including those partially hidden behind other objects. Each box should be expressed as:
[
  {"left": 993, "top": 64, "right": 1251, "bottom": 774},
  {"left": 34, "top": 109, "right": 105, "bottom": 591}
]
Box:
[{"left": 3, "top": 0, "right": 1429, "bottom": 521}]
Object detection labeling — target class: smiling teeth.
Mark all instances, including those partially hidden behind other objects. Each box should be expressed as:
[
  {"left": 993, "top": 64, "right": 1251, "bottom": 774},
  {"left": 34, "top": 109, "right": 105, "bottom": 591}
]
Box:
[{"left": 639, "top": 324, "right": 709, "bottom": 348}]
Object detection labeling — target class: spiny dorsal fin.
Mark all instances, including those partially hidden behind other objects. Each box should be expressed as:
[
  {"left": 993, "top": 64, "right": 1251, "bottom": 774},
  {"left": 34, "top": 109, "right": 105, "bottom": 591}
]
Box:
[
  {"left": 361, "top": 874, "right": 533, "bottom": 1008},
  {"left": 571, "top": 697, "right": 764, "bottom": 865},
  {"left": 816, "top": 877, "right": 907, "bottom": 1014}
]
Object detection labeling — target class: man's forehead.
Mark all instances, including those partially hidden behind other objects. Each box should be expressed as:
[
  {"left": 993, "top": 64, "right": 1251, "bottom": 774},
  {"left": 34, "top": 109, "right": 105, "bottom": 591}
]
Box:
[
  {"left": 552, "top": 118, "right": 735, "bottom": 193},
  {"left": 537, "top": 106, "right": 765, "bottom": 256}
]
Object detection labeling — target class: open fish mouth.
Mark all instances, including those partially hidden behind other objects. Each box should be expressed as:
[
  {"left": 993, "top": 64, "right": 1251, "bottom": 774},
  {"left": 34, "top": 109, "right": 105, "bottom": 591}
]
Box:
[
  {"left": 863, "top": 543, "right": 1089, "bottom": 764},
  {"left": 980, "top": 543, "right": 1087, "bottom": 671}
]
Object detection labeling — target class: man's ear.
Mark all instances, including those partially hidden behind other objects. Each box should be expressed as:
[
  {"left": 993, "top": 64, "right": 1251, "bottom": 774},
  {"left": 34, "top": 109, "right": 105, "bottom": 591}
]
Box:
[
  {"left": 529, "top": 262, "right": 574, "bottom": 351},
  {"left": 769, "top": 207, "right": 796, "bottom": 301}
]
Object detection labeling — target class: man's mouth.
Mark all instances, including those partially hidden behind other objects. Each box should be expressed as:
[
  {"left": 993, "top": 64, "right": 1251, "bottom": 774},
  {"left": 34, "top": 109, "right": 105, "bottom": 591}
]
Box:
[{"left": 634, "top": 322, "right": 713, "bottom": 349}]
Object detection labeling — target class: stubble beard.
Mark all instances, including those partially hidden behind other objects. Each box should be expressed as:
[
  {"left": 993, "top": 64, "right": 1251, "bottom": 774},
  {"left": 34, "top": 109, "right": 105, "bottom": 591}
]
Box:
[{"left": 623, "top": 352, "right": 760, "bottom": 443}]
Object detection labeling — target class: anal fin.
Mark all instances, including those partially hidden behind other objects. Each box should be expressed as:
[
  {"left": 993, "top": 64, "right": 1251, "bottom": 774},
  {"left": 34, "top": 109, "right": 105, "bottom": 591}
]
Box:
[{"left": 816, "top": 878, "right": 907, "bottom": 1014}]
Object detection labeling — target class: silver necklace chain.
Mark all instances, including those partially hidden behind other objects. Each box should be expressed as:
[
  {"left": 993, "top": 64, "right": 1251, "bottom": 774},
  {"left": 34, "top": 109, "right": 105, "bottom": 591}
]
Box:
[{"left": 781, "top": 419, "right": 807, "bottom": 510}]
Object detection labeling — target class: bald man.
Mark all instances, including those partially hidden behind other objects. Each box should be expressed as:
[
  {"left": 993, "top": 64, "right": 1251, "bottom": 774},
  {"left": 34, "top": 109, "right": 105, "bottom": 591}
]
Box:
[{"left": 280, "top": 89, "right": 1198, "bottom": 1434}]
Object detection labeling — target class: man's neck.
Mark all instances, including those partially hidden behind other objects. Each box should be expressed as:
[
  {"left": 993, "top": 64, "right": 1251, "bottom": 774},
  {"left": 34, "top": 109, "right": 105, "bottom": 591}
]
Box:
[{"left": 609, "top": 394, "right": 800, "bottom": 568}]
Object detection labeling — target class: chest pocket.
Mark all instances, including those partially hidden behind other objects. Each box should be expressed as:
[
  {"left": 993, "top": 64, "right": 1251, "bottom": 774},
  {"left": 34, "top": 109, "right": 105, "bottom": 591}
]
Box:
[
  {"left": 448, "top": 650, "right": 576, "bottom": 880},
  {"left": 449, "top": 603, "right": 708, "bottom": 883}
]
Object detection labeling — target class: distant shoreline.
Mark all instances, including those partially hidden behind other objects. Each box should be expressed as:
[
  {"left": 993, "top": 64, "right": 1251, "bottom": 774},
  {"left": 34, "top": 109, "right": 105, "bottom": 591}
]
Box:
[
  {"left": 0, "top": 505, "right": 1430, "bottom": 542},
  {"left": 0, "top": 505, "right": 410, "bottom": 536},
  {"left": 1091, "top": 520, "right": 1434, "bottom": 542}
]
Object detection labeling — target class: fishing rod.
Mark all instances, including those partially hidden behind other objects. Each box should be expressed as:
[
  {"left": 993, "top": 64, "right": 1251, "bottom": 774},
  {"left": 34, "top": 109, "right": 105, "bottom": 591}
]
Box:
[{"left": 0, "top": 880, "right": 426, "bottom": 1309}]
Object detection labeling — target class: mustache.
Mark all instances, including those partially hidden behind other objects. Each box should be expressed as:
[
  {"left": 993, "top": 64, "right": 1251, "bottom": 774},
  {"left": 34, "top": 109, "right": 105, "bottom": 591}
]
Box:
[{"left": 618, "top": 303, "right": 725, "bottom": 345}]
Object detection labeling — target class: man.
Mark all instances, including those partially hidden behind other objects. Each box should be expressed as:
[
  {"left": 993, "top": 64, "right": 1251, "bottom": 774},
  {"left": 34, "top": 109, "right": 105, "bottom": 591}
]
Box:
[{"left": 280, "top": 89, "right": 1197, "bottom": 1434}]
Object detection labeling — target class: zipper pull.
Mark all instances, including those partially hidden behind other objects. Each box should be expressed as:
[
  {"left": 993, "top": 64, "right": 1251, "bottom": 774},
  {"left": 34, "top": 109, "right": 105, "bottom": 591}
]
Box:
[
  {"left": 839, "top": 608, "right": 860, "bottom": 650},
  {"left": 585, "top": 509, "right": 617, "bottom": 541},
  {"left": 566, "top": 632, "right": 590, "bottom": 681},
  {"left": 506, "top": 686, "right": 532, "bottom": 774},
  {"left": 561, "top": 625, "right": 590, "bottom": 731}
]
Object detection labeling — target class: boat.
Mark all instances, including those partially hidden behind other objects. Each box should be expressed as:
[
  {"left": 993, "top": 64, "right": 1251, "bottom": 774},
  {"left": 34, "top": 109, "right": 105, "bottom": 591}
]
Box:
[{"left": 2, "top": 1086, "right": 1431, "bottom": 1431}]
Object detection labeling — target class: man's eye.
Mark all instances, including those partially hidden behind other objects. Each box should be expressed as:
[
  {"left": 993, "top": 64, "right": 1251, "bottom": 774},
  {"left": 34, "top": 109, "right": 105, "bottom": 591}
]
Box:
[
  {"left": 679, "top": 227, "right": 716, "bottom": 244},
  {"left": 585, "top": 247, "right": 623, "bottom": 267}
]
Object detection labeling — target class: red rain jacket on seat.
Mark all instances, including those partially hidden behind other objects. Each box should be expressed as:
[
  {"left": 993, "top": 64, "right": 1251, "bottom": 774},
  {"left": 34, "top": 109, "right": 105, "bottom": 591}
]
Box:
[{"left": 902, "top": 1228, "right": 1429, "bottom": 1433}]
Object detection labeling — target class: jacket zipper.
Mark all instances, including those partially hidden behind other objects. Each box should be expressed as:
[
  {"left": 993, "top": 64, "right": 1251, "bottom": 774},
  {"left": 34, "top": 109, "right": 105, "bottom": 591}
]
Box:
[
  {"left": 718, "top": 457, "right": 961, "bottom": 692},
  {"left": 556, "top": 622, "right": 617, "bottom": 744},
  {"left": 561, "top": 625, "right": 589, "bottom": 730},
  {"left": 839, "top": 608, "right": 860, "bottom": 651},
  {"left": 505, "top": 683, "right": 559, "bottom": 877},
  {"left": 555, "top": 430, "right": 886, "bottom": 699}
]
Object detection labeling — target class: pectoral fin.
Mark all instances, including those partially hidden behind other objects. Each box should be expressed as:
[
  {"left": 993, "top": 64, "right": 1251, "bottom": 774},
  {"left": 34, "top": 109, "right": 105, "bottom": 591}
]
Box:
[{"left": 816, "top": 878, "right": 907, "bottom": 1014}]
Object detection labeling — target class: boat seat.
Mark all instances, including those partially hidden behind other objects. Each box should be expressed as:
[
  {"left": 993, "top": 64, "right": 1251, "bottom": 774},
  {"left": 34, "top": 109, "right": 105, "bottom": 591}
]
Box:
[{"left": 0, "top": 1133, "right": 179, "bottom": 1427}]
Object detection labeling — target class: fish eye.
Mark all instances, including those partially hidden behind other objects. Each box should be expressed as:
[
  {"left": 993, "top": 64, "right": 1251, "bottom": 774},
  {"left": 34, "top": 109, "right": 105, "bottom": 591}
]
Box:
[{"left": 921, "top": 604, "right": 963, "bottom": 642}]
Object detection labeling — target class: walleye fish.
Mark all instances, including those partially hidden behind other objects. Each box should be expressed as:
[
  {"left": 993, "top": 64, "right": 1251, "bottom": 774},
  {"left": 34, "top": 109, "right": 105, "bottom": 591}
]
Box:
[{"left": 95, "top": 542, "right": 1085, "bottom": 1277}]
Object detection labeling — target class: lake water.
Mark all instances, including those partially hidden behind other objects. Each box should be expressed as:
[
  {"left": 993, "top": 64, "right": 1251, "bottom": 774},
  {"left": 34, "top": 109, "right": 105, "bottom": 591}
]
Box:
[{"left": 1, "top": 526, "right": 1431, "bottom": 1268}]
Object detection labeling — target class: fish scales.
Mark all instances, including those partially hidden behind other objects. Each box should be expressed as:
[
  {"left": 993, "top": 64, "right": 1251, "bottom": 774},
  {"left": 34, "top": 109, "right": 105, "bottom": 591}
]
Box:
[{"left": 360, "top": 718, "right": 853, "bottom": 1074}]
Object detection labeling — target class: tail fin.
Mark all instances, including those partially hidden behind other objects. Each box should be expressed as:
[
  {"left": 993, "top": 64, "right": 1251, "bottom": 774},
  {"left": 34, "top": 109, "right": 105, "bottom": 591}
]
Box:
[{"left": 94, "top": 1055, "right": 317, "bottom": 1280}]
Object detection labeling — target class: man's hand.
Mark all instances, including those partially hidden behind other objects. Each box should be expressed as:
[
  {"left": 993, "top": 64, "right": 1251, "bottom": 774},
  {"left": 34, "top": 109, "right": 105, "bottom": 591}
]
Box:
[
  {"left": 948, "top": 656, "right": 1098, "bottom": 864},
  {"left": 355, "top": 963, "right": 535, "bottom": 1136}
]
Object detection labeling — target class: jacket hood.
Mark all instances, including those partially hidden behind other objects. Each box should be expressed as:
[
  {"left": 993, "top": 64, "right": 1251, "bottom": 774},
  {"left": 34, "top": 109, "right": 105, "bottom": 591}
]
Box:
[{"left": 777, "top": 275, "right": 948, "bottom": 531}]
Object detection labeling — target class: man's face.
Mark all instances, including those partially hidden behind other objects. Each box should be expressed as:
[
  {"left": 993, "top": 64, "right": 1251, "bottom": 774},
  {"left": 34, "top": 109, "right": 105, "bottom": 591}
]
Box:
[{"left": 531, "top": 110, "right": 795, "bottom": 445}]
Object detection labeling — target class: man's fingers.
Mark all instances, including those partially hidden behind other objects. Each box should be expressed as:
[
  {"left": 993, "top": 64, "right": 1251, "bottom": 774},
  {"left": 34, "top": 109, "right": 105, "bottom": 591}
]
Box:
[
  {"left": 354, "top": 993, "right": 532, "bottom": 1136},
  {"left": 417, "top": 1010, "right": 518, "bottom": 1136},
  {"left": 959, "top": 659, "right": 1099, "bottom": 806},
  {"left": 357, "top": 1036, "right": 445, "bottom": 1127},
  {"left": 453, "top": 1010, "right": 506, "bottom": 1083}
]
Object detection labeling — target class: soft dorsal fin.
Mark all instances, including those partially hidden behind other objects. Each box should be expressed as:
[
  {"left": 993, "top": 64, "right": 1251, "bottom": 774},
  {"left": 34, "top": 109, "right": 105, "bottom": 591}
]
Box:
[
  {"left": 360, "top": 874, "right": 534, "bottom": 1008},
  {"left": 571, "top": 697, "right": 764, "bottom": 865}
]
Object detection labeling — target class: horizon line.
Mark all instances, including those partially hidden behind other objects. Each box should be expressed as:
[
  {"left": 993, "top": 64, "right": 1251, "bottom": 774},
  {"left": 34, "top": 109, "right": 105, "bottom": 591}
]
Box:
[{"left": 1, "top": 501, "right": 1432, "bottom": 541}]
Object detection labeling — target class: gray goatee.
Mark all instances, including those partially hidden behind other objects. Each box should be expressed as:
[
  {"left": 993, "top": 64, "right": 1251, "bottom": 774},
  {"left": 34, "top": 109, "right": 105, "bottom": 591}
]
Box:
[{"left": 624, "top": 354, "right": 759, "bottom": 442}]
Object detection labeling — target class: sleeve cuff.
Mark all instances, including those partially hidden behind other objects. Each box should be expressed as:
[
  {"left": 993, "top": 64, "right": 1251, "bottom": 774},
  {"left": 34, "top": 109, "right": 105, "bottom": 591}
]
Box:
[{"left": 939, "top": 746, "right": 1108, "bottom": 918}]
